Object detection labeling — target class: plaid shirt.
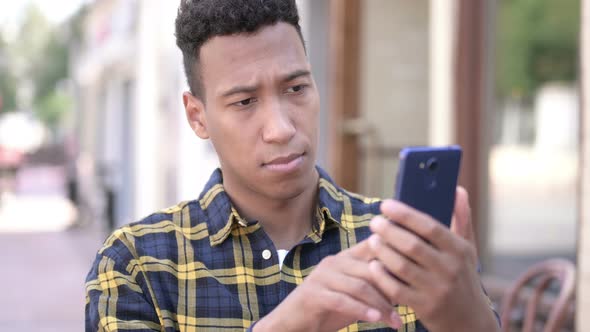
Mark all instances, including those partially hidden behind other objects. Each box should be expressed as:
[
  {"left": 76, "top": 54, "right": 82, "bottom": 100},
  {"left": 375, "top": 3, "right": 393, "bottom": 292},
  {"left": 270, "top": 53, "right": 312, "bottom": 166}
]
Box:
[{"left": 85, "top": 167, "right": 427, "bottom": 332}]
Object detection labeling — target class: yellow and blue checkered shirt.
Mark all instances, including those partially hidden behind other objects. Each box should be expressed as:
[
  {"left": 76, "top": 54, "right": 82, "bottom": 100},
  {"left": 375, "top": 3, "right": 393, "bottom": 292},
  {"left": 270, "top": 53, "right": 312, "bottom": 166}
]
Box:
[{"left": 85, "top": 167, "right": 426, "bottom": 331}]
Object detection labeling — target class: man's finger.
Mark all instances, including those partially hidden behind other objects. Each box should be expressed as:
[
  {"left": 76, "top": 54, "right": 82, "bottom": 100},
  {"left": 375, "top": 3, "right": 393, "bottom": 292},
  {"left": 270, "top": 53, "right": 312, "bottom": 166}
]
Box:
[
  {"left": 323, "top": 289, "right": 402, "bottom": 329},
  {"left": 322, "top": 289, "right": 383, "bottom": 323},
  {"left": 379, "top": 199, "right": 454, "bottom": 251},
  {"left": 450, "top": 186, "right": 476, "bottom": 248},
  {"left": 320, "top": 249, "right": 403, "bottom": 328},
  {"left": 368, "top": 260, "right": 414, "bottom": 307},
  {"left": 369, "top": 217, "right": 446, "bottom": 272},
  {"left": 328, "top": 269, "right": 396, "bottom": 320},
  {"left": 342, "top": 239, "right": 377, "bottom": 261},
  {"left": 368, "top": 234, "right": 433, "bottom": 289}
]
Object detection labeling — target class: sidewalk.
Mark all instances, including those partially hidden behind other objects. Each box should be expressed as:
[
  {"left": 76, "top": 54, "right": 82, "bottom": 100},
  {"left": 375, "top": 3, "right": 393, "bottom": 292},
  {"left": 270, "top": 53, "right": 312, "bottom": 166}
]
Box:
[
  {"left": 0, "top": 164, "right": 107, "bottom": 331},
  {"left": 0, "top": 229, "right": 106, "bottom": 331},
  {"left": 0, "top": 165, "right": 76, "bottom": 232}
]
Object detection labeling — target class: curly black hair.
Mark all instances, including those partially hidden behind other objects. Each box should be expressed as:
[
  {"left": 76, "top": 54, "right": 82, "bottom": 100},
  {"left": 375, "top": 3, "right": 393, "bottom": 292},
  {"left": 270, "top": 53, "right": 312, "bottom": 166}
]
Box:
[{"left": 175, "top": 0, "right": 303, "bottom": 99}]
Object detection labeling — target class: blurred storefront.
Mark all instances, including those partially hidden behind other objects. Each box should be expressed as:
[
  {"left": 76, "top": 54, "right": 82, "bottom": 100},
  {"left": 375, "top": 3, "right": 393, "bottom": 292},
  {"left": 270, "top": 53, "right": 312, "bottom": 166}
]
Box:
[
  {"left": 325, "top": 0, "right": 496, "bottom": 264},
  {"left": 72, "top": 0, "right": 220, "bottom": 229}
]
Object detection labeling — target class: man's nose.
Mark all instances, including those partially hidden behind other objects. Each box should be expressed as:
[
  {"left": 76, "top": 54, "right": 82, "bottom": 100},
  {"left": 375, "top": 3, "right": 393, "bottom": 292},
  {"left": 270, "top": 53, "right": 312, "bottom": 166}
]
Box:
[{"left": 261, "top": 100, "right": 296, "bottom": 144}]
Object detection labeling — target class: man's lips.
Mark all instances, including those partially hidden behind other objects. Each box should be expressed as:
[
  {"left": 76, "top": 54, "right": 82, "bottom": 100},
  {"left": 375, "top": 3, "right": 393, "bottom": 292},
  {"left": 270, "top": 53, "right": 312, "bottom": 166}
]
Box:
[
  {"left": 263, "top": 153, "right": 304, "bottom": 166},
  {"left": 262, "top": 153, "right": 306, "bottom": 173}
]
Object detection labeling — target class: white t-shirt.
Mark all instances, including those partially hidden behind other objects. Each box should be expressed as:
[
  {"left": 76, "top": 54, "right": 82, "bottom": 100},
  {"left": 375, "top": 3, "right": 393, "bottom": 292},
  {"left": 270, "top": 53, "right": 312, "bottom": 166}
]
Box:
[{"left": 277, "top": 249, "right": 289, "bottom": 268}]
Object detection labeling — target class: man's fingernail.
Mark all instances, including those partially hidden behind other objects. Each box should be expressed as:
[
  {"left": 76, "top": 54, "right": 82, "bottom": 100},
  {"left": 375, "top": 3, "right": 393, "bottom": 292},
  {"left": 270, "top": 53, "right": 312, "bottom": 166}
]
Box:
[
  {"left": 390, "top": 312, "right": 402, "bottom": 328},
  {"left": 366, "top": 308, "right": 381, "bottom": 322},
  {"left": 368, "top": 234, "right": 380, "bottom": 249},
  {"left": 371, "top": 216, "right": 387, "bottom": 230},
  {"left": 381, "top": 199, "right": 398, "bottom": 212}
]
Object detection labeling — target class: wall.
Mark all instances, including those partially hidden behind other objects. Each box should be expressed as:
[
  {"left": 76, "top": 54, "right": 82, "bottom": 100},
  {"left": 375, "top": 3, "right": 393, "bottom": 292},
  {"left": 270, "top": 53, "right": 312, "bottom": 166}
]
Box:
[{"left": 358, "top": 0, "right": 430, "bottom": 198}]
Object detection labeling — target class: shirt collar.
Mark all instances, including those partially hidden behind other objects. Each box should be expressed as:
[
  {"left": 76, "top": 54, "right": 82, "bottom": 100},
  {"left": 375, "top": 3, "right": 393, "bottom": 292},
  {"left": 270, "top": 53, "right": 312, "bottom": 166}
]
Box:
[
  {"left": 199, "top": 166, "right": 349, "bottom": 247},
  {"left": 315, "top": 166, "right": 348, "bottom": 232}
]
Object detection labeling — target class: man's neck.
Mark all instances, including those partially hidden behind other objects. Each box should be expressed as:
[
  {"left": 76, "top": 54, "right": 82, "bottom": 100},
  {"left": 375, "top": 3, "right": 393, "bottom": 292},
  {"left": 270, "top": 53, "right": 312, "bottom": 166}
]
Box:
[{"left": 223, "top": 169, "right": 319, "bottom": 250}]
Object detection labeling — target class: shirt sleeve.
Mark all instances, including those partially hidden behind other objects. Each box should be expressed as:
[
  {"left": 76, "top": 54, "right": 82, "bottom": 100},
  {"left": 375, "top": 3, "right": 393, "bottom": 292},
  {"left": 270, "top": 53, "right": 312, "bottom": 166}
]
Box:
[{"left": 85, "top": 252, "right": 162, "bottom": 332}]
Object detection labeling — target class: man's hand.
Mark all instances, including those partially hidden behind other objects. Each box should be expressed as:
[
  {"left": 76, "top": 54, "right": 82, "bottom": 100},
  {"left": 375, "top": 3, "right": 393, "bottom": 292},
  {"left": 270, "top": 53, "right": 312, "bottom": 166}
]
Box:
[
  {"left": 367, "top": 187, "right": 499, "bottom": 332},
  {"left": 254, "top": 240, "right": 402, "bottom": 332}
]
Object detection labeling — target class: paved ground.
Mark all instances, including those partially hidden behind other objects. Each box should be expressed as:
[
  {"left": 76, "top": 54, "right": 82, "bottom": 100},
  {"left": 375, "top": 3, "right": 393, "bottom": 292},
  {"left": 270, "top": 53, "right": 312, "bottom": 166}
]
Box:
[
  {"left": 0, "top": 164, "right": 107, "bottom": 331},
  {"left": 0, "top": 229, "right": 106, "bottom": 331}
]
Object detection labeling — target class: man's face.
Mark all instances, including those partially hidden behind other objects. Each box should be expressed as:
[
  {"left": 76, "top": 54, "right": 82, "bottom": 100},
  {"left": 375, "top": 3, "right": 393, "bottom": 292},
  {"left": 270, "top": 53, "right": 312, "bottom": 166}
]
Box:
[{"left": 185, "top": 22, "right": 320, "bottom": 201}]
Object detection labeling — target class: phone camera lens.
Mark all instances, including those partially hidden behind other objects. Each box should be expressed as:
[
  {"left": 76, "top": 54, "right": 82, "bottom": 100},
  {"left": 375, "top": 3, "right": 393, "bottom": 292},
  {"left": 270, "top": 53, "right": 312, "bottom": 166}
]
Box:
[{"left": 426, "top": 158, "right": 438, "bottom": 171}]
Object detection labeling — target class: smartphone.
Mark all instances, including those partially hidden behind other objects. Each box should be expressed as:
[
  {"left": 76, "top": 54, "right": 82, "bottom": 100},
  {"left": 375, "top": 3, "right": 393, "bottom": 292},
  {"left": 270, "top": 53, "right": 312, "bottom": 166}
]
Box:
[{"left": 394, "top": 145, "right": 462, "bottom": 227}]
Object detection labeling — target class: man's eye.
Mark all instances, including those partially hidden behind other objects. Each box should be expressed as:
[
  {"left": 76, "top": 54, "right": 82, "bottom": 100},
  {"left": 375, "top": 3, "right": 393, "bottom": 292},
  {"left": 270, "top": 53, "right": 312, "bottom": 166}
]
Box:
[
  {"left": 286, "top": 85, "right": 306, "bottom": 93},
  {"left": 234, "top": 97, "right": 257, "bottom": 107}
]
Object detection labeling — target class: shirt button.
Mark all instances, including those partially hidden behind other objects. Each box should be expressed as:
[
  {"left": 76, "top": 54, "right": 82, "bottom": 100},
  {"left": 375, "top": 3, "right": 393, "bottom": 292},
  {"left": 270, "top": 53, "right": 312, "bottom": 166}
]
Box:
[{"left": 262, "top": 249, "right": 272, "bottom": 260}]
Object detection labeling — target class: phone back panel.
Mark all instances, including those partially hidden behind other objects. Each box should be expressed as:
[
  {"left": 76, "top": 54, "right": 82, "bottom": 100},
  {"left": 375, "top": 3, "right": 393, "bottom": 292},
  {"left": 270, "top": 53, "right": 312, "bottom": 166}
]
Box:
[{"left": 394, "top": 146, "right": 462, "bottom": 227}]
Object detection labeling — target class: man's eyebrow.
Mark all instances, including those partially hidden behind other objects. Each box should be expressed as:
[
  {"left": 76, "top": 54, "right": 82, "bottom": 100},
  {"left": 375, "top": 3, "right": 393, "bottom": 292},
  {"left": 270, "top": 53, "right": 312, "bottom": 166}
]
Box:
[
  {"left": 282, "top": 69, "right": 311, "bottom": 82},
  {"left": 221, "top": 85, "right": 258, "bottom": 98},
  {"left": 220, "top": 70, "right": 311, "bottom": 98}
]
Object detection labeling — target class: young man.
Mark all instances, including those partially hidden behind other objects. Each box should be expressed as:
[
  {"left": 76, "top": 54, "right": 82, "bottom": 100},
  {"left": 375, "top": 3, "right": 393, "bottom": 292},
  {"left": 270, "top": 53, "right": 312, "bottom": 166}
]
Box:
[{"left": 85, "top": 1, "right": 500, "bottom": 331}]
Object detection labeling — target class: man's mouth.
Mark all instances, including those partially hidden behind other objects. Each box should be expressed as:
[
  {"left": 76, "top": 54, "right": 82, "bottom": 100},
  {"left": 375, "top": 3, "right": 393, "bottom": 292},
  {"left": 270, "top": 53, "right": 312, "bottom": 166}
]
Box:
[{"left": 263, "top": 153, "right": 305, "bottom": 172}]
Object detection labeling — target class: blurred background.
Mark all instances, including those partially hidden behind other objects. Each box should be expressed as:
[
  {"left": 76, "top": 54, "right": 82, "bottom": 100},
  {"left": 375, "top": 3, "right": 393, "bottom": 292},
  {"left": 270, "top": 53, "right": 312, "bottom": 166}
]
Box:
[{"left": 0, "top": 0, "right": 587, "bottom": 331}]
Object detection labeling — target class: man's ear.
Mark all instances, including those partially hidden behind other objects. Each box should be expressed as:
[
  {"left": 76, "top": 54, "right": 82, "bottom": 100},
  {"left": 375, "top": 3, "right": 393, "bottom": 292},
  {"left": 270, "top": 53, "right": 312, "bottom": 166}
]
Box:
[{"left": 183, "top": 91, "right": 209, "bottom": 139}]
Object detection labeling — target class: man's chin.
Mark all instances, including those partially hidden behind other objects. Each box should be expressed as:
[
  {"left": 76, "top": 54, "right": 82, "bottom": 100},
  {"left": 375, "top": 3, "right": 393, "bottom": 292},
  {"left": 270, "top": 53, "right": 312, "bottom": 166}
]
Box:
[
  {"left": 270, "top": 186, "right": 307, "bottom": 201},
  {"left": 265, "top": 167, "right": 318, "bottom": 201}
]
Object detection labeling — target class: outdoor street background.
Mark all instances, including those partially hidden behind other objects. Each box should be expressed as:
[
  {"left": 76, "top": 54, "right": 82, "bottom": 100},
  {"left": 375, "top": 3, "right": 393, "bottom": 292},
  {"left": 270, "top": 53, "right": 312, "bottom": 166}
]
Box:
[{"left": 0, "top": 0, "right": 582, "bottom": 330}]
